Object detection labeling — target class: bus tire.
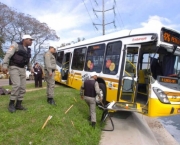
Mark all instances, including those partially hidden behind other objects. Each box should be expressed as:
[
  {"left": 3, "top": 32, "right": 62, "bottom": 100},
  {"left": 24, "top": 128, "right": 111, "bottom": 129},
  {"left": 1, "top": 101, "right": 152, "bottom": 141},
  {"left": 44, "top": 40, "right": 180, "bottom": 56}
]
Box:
[{"left": 96, "top": 83, "right": 107, "bottom": 105}]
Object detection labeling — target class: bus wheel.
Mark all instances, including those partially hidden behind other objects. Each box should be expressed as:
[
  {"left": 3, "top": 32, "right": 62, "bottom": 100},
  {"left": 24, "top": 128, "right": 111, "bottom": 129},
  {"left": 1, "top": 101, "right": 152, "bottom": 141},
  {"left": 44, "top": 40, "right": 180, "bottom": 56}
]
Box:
[{"left": 96, "top": 83, "right": 106, "bottom": 105}]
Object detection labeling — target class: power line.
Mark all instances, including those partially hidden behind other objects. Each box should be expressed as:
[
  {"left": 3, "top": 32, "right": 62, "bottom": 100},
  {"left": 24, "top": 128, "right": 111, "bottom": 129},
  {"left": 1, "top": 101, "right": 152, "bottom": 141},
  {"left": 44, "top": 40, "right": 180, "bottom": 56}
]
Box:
[
  {"left": 81, "top": 0, "right": 99, "bottom": 32},
  {"left": 114, "top": 0, "right": 124, "bottom": 28},
  {"left": 112, "top": 1, "right": 121, "bottom": 29},
  {"left": 90, "top": 0, "right": 94, "bottom": 8},
  {"left": 93, "top": 0, "right": 116, "bottom": 35},
  {"left": 94, "top": 0, "right": 98, "bottom": 6},
  {"left": 91, "top": 0, "right": 114, "bottom": 32}
]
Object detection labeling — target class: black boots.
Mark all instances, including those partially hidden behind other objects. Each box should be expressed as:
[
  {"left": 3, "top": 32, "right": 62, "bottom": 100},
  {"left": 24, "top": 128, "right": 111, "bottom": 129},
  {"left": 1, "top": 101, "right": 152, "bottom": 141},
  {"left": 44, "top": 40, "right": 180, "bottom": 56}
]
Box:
[
  {"left": 88, "top": 116, "right": 96, "bottom": 129},
  {"left": 92, "top": 122, "right": 96, "bottom": 129},
  {"left": 8, "top": 100, "right": 27, "bottom": 113},
  {"left": 47, "top": 98, "right": 56, "bottom": 105},
  {"left": 15, "top": 100, "right": 27, "bottom": 110},
  {"left": 8, "top": 100, "right": 16, "bottom": 113},
  {"left": 88, "top": 116, "right": 91, "bottom": 121}
]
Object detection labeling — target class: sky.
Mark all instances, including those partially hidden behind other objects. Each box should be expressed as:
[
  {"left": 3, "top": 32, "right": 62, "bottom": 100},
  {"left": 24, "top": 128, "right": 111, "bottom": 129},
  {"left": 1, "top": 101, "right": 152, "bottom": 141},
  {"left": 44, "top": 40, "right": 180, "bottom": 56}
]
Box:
[{"left": 0, "top": 0, "right": 180, "bottom": 47}]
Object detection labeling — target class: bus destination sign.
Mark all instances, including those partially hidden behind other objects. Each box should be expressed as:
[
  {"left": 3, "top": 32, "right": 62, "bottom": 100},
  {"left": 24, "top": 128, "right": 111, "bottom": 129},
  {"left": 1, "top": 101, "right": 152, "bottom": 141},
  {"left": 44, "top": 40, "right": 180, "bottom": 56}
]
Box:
[
  {"left": 162, "top": 29, "right": 180, "bottom": 46},
  {"left": 159, "top": 77, "right": 178, "bottom": 84}
]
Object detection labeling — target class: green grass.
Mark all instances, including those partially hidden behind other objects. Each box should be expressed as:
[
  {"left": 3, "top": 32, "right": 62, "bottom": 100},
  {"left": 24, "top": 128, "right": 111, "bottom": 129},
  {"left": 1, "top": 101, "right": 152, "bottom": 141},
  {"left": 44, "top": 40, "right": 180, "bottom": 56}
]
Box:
[{"left": 0, "top": 83, "right": 103, "bottom": 145}]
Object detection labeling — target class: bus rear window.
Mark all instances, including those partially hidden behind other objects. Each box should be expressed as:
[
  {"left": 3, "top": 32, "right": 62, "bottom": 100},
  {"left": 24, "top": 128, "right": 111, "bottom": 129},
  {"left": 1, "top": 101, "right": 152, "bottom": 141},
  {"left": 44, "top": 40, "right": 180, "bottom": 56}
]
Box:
[{"left": 85, "top": 44, "right": 105, "bottom": 73}]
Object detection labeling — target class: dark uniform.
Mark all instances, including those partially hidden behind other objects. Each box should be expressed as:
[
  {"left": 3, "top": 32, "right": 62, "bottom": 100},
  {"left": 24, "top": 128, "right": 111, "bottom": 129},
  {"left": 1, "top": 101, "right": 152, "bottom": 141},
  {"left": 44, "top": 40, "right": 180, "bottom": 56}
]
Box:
[
  {"left": 2, "top": 40, "right": 32, "bottom": 113},
  {"left": 33, "top": 63, "right": 43, "bottom": 87},
  {"left": 80, "top": 72, "right": 100, "bottom": 128},
  {"left": 3, "top": 35, "right": 33, "bottom": 113}
]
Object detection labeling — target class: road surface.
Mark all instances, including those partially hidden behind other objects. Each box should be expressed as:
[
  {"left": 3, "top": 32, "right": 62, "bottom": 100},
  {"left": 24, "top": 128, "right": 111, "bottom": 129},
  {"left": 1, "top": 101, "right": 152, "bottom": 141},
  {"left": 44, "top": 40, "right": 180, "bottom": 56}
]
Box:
[{"left": 99, "top": 111, "right": 179, "bottom": 145}]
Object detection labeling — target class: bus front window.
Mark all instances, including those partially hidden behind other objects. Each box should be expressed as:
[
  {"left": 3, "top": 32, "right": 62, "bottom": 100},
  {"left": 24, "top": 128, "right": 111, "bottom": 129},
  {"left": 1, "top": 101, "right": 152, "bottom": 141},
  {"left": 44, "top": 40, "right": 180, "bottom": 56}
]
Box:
[{"left": 173, "top": 56, "right": 180, "bottom": 76}]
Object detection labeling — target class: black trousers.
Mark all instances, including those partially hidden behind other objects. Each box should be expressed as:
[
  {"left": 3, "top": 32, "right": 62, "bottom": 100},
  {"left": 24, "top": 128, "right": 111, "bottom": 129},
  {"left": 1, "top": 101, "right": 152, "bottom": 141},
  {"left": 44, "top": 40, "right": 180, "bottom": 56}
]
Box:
[{"left": 34, "top": 74, "right": 42, "bottom": 87}]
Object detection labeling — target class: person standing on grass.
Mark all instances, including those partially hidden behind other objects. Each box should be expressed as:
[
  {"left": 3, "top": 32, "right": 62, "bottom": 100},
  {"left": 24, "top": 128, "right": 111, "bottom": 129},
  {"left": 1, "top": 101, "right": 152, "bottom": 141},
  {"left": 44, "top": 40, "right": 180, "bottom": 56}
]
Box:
[
  {"left": 80, "top": 71, "right": 101, "bottom": 128},
  {"left": 33, "top": 62, "right": 43, "bottom": 88},
  {"left": 2, "top": 35, "right": 34, "bottom": 113},
  {"left": 44, "top": 45, "right": 57, "bottom": 105}
]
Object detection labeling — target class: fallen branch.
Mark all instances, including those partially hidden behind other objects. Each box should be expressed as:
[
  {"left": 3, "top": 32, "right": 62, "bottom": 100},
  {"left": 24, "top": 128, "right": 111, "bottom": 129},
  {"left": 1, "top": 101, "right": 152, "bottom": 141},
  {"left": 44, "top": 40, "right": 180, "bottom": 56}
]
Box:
[
  {"left": 74, "top": 97, "right": 77, "bottom": 102},
  {"left": 41, "top": 115, "right": 52, "bottom": 129},
  {"left": 71, "top": 120, "right": 74, "bottom": 127},
  {"left": 65, "top": 105, "right": 73, "bottom": 114}
]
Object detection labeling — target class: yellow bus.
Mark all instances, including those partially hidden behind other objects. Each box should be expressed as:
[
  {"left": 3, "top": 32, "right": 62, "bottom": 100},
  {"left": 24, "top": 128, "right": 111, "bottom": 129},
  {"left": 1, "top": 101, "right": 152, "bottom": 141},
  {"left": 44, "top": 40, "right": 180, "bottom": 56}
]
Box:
[{"left": 55, "top": 25, "right": 180, "bottom": 117}]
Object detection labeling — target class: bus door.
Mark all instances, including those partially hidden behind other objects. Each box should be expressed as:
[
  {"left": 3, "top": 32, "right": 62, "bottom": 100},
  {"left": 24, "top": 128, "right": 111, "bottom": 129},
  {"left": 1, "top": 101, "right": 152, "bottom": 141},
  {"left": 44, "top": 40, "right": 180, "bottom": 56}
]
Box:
[
  {"left": 55, "top": 51, "right": 64, "bottom": 83},
  {"left": 117, "top": 45, "right": 145, "bottom": 113},
  {"left": 61, "top": 52, "right": 72, "bottom": 82}
]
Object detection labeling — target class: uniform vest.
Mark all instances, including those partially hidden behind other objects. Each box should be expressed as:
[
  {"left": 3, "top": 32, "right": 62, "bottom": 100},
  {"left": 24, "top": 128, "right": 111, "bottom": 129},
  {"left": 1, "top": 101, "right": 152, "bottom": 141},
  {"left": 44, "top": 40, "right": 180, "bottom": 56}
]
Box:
[
  {"left": 84, "top": 79, "right": 96, "bottom": 97},
  {"left": 9, "top": 42, "right": 31, "bottom": 68},
  {"left": 33, "top": 66, "right": 43, "bottom": 75}
]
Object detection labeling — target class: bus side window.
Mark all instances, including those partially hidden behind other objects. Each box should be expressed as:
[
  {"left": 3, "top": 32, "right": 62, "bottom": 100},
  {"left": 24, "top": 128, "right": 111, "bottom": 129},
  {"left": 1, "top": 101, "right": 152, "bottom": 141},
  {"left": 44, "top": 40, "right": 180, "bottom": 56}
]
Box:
[
  {"left": 103, "top": 41, "right": 122, "bottom": 75},
  {"left": 71, "top": 47, "right": 86, "bottom": 70},
  {"left": 57, "top": 51, "right": 64, "bottom": 67},
  {"left": 85, "top": 44, "right": 105, "bottom": 73}
]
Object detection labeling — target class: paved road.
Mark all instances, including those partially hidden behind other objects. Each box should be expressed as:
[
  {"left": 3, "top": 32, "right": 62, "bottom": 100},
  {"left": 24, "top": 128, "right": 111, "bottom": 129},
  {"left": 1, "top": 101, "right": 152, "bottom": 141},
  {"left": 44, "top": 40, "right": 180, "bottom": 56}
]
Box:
[
  {"left": 99, "top": 110, "right": 179, "bottom": 145},
  {"left": 0, "top": 79, "right": 34, "bottom": 87}
]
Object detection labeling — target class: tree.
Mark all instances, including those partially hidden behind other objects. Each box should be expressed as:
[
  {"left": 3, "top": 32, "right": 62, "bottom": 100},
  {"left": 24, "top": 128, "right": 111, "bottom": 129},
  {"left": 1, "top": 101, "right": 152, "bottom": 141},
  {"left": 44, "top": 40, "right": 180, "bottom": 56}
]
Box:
[
  {"left": 60, "top": 37, "right": 85, "bottom": 48},
  {"left": 0, "top": 36, "right": 5, "bottom": 60},
  {"left": 0, "top": 2, "right": 14, "bottom": 39},
  {"left": 0, "top": 2, "right": 60, "bottom": 64}
]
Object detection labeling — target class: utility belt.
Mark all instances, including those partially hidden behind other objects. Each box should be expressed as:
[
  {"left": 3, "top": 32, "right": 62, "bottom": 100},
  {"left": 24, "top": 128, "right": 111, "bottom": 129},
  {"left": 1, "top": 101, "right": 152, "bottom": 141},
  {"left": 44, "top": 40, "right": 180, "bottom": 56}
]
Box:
[
  {"left": 85, "top": 96, "right": 96, "bottom": 98},
  {"left": 45, "top": 69, "right": 55, "bottom": 72},
  {"left": 9, "top": 63, "right": 25, "bottom": 68}
]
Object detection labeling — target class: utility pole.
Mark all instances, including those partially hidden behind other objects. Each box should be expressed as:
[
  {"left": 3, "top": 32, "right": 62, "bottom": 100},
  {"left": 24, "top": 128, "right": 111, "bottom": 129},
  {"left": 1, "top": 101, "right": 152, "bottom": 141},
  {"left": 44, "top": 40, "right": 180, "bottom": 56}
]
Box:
[{"left": 93, "top": 0, "right": 115, "bottom": 35}]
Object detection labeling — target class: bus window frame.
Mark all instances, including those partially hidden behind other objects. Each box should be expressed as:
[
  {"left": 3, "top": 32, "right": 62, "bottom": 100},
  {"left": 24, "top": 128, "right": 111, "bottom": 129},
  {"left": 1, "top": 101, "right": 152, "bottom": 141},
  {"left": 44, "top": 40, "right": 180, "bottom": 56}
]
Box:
[
  {"left": 84, "top": 43, "right": 106, "bottom": 73},
  {"left": 57, "top": 51, "right": 64, "bottom": 67},
  {"left": 71, "top": 47, "right": 87, "bottom": 71},
  {"left": 103, "top": 41, "right": 122, "bottom": 75}
]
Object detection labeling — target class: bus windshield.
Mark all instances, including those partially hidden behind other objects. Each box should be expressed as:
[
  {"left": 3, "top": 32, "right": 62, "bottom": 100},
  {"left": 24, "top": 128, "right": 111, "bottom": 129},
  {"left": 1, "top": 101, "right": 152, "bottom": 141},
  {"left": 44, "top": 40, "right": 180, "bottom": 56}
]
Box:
[
  {"left": 140, "top": 46, "right": 180, "bottom": 90},
  {"left": 125, "top": 44, "right": 180, "bottom": 90}
]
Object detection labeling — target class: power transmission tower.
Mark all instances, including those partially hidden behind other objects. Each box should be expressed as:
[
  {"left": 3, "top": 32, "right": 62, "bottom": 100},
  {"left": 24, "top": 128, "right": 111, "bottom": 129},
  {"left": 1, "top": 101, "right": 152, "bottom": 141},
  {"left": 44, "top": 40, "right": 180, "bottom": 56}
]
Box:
[{"left": 93, "top": 0, "right": 115, "bottom": 35}]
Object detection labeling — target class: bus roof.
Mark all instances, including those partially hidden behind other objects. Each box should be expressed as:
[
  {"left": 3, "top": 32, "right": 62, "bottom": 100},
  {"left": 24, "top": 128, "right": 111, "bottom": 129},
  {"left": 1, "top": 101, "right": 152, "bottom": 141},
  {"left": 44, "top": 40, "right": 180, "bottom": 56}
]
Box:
[{"left": 57, "top": 25, "right": 180, "bottom": 51}]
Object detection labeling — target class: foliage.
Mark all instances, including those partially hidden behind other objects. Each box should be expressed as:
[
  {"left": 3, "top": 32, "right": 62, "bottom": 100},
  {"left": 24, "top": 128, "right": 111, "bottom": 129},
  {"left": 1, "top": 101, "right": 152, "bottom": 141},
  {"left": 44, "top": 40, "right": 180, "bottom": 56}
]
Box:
[
  {"left": 0, "top": 2, "right": 60, "bottom": 64},
  {"left": 0, "top": 83, "right": 103, "bottom": 145},
  {"left": 0, "top": 36, "right": 5, "bottom": 59},
  {"left": 59, "top": 37, "right": 85, "bottom": 48}
]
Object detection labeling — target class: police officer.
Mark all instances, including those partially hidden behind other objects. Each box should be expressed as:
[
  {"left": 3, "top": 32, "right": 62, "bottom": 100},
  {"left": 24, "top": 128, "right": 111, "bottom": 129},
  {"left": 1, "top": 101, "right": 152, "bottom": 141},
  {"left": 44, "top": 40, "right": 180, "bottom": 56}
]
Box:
[
  {"left": 80, "top": 72, "right": 101, "bottom": 128},
  {"left": 44, "top": 46, "right": 56, "bottom": 105},
  {"left": 33, "top": 62, "right": 43, "bottom": 88},
  {"left": 2, "top": 34, "right": 34, "bottom": 113}
]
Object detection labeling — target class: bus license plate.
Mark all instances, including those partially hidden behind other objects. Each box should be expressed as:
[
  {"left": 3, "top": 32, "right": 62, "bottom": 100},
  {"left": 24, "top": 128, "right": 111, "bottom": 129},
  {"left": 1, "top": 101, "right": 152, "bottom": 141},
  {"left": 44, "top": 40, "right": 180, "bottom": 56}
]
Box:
[{"left": 177, "top": 109, "right": 180, "bottom": 113}]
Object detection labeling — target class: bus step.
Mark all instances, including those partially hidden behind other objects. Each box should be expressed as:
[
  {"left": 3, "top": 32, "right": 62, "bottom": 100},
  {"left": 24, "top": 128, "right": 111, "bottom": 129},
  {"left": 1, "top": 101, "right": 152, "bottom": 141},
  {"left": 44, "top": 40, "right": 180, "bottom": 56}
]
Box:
[{"left": 111, "top": 102, "right": 138, "bottom": 112}]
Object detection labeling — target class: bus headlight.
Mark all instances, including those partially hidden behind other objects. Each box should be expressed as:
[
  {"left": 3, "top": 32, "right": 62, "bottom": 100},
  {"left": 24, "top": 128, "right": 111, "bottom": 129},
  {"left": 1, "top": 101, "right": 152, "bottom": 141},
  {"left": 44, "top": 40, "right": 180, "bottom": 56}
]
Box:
[{"left": 153, "top": 87, "right": 170, "bottom": 104}]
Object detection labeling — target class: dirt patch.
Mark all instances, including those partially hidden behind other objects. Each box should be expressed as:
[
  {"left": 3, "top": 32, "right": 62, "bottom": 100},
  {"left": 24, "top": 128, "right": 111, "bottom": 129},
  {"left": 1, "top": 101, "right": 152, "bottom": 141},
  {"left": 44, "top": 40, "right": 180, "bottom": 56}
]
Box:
[
  {"left": 26, "top": 87, "right": 46, "bottom": 92},
  {"left": 146, "top": 119, "right": 163, "bottom": 129},
  {"left": 26, "top": 85, "right": 58, "bottom": 92}
]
